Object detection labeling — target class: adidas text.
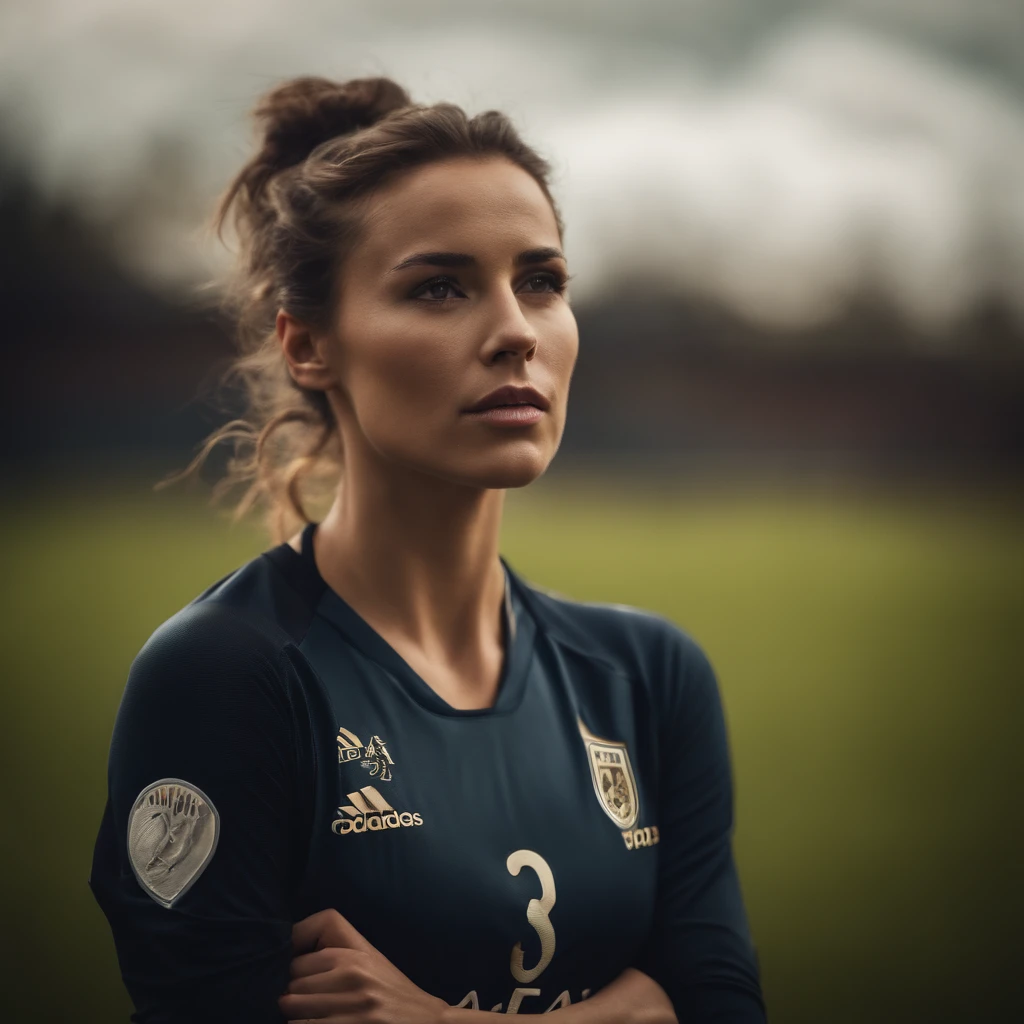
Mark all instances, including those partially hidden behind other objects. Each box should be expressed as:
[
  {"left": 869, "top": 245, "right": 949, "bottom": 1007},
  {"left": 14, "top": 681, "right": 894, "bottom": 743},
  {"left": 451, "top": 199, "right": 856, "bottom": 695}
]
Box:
[
  {"left": 332, "top": 810, "right": 424, "bottom": 834},
  {"left": 331, "top": 784, "right": 424, "bottom": 835}
]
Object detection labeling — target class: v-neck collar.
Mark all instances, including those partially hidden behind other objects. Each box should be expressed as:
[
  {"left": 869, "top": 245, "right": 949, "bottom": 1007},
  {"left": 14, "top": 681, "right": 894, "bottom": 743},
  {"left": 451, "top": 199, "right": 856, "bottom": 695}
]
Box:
[{"left": 295, "top": 520, "right": 535, "bottom": 718}]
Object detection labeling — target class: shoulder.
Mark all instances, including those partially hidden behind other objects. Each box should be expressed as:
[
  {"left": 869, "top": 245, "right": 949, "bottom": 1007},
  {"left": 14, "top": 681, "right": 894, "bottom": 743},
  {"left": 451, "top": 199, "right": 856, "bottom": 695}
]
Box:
[
  {"left": 121, "top": 599, "right": 297, "bottom": 719},
  {"left": 123, "top": 536, "right": 321, "bottom": 705},
  {"left": 135, "top": 597, "right": 288, "bottom": 670},
  {"left": 512, "top": 571, "right": 716, "bottom": 705}
]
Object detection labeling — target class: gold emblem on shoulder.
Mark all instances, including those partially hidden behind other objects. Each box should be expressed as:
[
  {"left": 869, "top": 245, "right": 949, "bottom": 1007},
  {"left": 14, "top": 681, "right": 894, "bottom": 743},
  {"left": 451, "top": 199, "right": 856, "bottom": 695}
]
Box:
[{"left": 578, "top": 718, "right": 639, "bottom": 830}]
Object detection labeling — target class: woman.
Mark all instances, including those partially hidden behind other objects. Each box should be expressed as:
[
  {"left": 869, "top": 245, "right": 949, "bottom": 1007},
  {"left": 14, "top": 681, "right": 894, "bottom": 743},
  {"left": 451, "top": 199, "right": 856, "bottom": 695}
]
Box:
[{"left": 89, "top": 75, "right": 766, "bottom": 1023}]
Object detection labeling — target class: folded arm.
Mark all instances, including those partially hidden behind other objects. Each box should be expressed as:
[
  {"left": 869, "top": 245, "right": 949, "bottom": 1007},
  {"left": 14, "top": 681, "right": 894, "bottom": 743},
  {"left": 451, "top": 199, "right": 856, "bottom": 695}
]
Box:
[
  {"left": 89, "top": 604, "right": 313, "bottom": 1024},
  {"left": 629, "top": 625, "right": 767, "bottom": 1022}
]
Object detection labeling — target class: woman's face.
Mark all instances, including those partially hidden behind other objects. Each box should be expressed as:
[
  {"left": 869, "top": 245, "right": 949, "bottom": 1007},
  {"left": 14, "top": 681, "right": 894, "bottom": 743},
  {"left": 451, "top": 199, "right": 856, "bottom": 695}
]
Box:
[{"left": 319, "top": 155, "right": 578, "bottom": 491}]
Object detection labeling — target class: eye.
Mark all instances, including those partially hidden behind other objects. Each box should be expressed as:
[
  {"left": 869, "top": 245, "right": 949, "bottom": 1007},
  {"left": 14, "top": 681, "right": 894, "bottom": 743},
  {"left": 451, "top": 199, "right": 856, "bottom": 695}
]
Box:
[
  {"left": 411, "top": 275, "right": 465, "bottom": 303},
  {"left": 410, "top": 270, "right": 573, "bottom": 305},
  {"left": 522, "top": 271, "right": 570, "bottom": 294}
]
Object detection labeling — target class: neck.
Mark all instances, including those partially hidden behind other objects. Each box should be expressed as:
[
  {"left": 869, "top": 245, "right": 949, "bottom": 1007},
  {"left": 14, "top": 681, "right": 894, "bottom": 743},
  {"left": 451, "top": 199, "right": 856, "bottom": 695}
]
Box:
[{"left": 313, "top": 454, "right": 509, "bottom": 666}]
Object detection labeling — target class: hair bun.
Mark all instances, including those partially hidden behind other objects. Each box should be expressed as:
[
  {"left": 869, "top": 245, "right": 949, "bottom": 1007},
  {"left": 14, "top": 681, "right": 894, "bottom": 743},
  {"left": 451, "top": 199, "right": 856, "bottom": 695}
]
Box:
[{"left": 255, "top": 75, "right": 412, "bottom": 175}]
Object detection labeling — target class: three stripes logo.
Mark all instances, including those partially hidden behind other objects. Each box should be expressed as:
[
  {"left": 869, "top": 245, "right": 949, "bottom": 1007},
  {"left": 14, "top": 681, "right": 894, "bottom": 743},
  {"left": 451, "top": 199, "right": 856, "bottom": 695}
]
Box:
[
  {"left": 330, "top": 785, "right": 424, "bottom": 836},
  {"left": 337, "top": 726, "right": 395, "bottom": 782}
]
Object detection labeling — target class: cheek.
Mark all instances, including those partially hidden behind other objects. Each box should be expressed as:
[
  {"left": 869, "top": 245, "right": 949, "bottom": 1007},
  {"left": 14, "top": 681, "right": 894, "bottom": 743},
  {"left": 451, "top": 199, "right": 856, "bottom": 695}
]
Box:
[
  {"left": 547, "top": 317, "right": 580, "bottom": 385},
  {"left": 346, "top": 321, "right": 462, "bottom": 426}
]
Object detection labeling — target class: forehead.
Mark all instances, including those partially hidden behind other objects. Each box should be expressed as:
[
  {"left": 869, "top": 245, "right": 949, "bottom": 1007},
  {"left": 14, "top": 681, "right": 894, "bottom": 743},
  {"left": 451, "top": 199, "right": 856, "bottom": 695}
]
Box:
[{"left": 353, "top": 156, "right": 560, "bottom": 272}]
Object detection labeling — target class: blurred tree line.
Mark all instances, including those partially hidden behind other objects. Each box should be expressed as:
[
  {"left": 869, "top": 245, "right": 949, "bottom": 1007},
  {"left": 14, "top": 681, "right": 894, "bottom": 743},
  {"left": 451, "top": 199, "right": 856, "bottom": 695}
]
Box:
[{"left": 4, "top": 146, "right": 1022, "bottom": 480}]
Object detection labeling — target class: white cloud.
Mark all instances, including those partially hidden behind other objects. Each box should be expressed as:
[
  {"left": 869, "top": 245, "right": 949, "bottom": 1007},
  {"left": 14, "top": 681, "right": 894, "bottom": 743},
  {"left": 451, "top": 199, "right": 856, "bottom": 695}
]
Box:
[{"left": 2, "top": 0, "right": 1022, "bottom": 337}]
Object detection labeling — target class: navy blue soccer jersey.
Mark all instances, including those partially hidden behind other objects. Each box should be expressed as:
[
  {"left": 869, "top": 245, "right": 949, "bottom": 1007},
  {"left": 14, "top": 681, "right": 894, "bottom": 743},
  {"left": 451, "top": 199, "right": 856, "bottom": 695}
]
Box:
[{"left": 89, "top": 520, "right": 766, "bottom": 1021}]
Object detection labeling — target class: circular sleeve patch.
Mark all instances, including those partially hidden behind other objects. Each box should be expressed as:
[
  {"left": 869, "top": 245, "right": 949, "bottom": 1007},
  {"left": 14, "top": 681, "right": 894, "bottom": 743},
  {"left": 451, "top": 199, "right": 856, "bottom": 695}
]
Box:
[{"left": 127, "top": 778, "right": 220, "bottom": 909}]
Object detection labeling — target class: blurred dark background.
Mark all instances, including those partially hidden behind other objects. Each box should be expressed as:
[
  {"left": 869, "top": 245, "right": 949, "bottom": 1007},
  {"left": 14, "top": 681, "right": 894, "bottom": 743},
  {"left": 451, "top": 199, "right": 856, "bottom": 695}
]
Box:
[
  {"left": 2, "top": 2, "right": 1023, "bottom": 1021},
  {"left": 5, "top": 140, "right": 1023, "bottom": 474}
]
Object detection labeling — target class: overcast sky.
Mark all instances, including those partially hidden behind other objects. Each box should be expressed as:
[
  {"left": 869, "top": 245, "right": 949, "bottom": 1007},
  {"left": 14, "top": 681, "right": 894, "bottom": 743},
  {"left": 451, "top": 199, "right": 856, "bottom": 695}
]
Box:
[{"left": 2, "top": 0, "right": 1023, "bottom": 339}]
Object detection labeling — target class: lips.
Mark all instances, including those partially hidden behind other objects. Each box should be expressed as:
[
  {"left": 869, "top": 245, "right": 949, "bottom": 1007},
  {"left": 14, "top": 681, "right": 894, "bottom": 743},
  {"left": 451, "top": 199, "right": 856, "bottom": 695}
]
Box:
[{"left": 464, "top": 384, "right": 550, "bottom": 413}]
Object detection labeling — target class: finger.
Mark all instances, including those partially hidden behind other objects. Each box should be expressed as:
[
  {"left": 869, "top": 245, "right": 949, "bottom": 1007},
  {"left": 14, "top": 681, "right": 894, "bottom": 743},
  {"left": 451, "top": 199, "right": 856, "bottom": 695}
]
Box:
[
  {"left": 286, "top": 964, "right": 362, "bottom": 995},
  {"left": 292, "top": 908, "right": 376, "bottom": 955},
  {"left": 289, "top": 947, "right": 364, "bottom": 980},
  {"left": 280, "top": 989, "right": 364, "bottom": 1019}
]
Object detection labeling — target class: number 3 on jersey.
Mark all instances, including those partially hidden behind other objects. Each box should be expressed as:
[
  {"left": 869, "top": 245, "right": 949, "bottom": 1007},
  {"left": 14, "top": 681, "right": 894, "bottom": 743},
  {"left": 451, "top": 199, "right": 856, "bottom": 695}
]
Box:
[
  {"left": 454, "top": 849, "right": 591, "bottom": 1013},
  {"left": 507, "top": 849, "right": 556, "bottom": 984}
]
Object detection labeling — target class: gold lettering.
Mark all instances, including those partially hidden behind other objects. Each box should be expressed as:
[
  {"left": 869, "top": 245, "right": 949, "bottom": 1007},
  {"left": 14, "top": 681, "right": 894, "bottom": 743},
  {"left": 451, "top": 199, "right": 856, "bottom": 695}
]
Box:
[
  {"left": 331, "top": 818, "right": 352, "bottom": 835},
  {"left": 454, "top": 987, "right": 592, "bottom": 1013},
  {"left": 543, "top": 991, "right": 572, "bottom": 1012},
  {"left": 619, "top": 824, "right": 660, "bottom": 850},
  {"left": 506, "top": 987, "right": 541, "bottom": 1014},
  {"left": 507, "top": 850, "right": 556, "bottom": 984},
  {"left": 399, "top": 812, "right": 413, "bottom": 826},
  {"left": 412, "top": 812, "right": 424, "bottom": 825},
  {"left": 384, "top": 812, "right": 400, "bottom": 828},
  {"left": 367, "top": 815, "right": 383, "bottom": 831}
]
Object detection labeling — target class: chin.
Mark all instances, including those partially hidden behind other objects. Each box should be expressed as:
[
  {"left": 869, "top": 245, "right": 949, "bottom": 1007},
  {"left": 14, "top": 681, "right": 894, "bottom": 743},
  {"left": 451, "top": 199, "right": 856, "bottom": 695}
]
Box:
[{"left": 446, "top": 445, "right": 556, "bottom": 490}]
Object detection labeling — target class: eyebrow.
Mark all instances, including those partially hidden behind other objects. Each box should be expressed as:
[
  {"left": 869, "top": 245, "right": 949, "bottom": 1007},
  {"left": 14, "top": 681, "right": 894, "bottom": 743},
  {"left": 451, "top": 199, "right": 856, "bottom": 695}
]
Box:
[{"left": 388, "top": 247, "right": 566, "bottom": 274}]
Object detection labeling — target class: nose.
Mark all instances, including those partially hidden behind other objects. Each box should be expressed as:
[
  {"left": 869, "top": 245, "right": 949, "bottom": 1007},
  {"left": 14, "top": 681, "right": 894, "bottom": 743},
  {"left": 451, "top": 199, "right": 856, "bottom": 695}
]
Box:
[{"left": 479, "top": 287, "right": 539, "bottom": 364}]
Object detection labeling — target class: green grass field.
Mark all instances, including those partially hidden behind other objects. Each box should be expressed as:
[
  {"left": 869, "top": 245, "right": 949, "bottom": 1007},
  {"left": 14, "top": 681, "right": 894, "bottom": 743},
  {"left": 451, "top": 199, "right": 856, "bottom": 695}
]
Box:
[{"left": 3, "top": 470, "right": 1022, "bottom": 1023}]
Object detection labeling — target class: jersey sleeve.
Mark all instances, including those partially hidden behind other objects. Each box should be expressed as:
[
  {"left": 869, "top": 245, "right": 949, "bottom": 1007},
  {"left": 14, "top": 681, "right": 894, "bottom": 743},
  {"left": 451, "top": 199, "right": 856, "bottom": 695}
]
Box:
[
  {"left": 88, "top": 602, "right": 314, "bottom": 1024},
  {"left": 630, "top": 623, "right": 767, "bottom": 1022}
]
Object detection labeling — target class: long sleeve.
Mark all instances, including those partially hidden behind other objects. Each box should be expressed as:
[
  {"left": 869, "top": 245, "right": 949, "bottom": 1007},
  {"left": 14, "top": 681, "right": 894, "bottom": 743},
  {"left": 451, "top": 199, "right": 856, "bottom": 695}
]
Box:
[
  {"left": 88, "top": 602, "right": 314, "bottom": 1024},
  {"left": 631, "top": 628, "right": 767, "bottom": 1022}
]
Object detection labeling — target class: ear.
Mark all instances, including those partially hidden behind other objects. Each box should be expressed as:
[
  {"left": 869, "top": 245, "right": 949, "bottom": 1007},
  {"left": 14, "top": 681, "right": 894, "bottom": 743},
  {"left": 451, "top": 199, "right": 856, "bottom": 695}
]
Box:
[{"left": 276, "top": 309, "right": 337, "bottom": 391}]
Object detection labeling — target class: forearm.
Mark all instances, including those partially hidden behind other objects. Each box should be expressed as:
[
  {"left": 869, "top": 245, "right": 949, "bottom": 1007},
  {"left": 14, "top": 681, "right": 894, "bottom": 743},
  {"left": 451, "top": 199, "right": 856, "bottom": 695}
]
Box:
[{"left": 439, "top": 967, "right": 677, "bottom": 1024}]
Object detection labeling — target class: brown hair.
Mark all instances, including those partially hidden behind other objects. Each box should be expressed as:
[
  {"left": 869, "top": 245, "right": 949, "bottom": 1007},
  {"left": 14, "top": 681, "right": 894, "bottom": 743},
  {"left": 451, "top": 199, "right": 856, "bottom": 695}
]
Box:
[{"left": 157, "top": 74, "right": 565, "bottom": 544}]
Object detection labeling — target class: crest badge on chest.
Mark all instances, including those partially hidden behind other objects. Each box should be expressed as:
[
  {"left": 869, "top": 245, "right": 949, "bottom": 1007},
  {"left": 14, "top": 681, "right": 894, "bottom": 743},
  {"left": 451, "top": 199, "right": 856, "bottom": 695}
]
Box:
[{"left": 578, "top": 717, "right": 639, "bottom": 830}]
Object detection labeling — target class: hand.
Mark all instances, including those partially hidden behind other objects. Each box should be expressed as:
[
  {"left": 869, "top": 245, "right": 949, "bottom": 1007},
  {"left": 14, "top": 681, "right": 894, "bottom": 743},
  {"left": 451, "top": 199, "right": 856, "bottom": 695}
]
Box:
[
  {"left": 610, "top": 968, "right": 678, "bottom": 1024},
  {"left": 278, "top": 908, "right": 448, "bottom": 1023}
]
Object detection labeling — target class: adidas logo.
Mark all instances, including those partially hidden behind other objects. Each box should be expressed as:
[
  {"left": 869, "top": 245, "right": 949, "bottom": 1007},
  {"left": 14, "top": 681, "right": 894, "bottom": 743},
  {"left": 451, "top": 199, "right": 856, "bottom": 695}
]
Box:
[{"left": 330, "top": 785, "right": 424, "bottom": 835}]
